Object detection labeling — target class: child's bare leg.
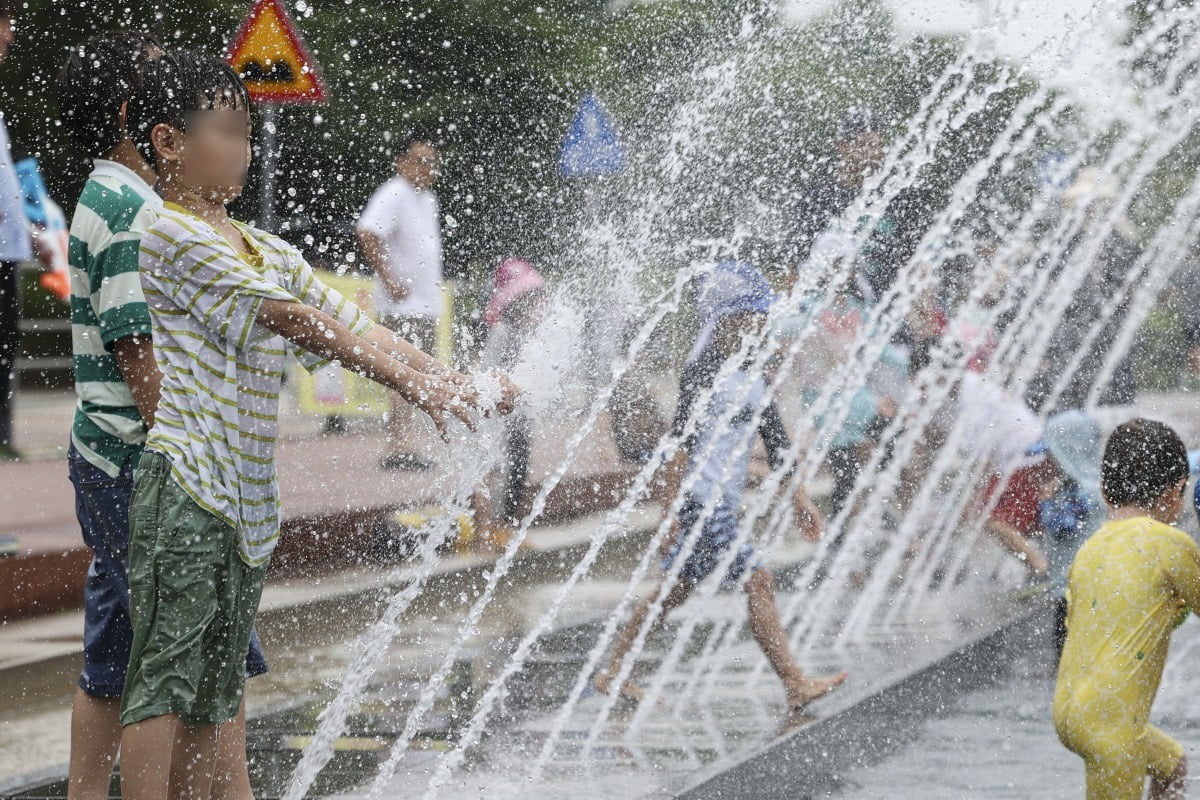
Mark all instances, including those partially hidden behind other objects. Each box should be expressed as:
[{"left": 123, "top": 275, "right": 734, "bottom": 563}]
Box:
[
  {"left": 595, "top": 577, "right": 693, "bottom": 701},
  {"left": 67, "top": 689, "right": 122, "bottom": 800},
  {"left": 210, "top": 699, "right": 254, "bottom": 800},
  {"left": 120, "top": 714, "right": 177, "bottom": 800},
  {"left": 167, "top": 719, "right": 219, "bottom": 800},
  {"left": 745, "top": 567, "right": 847, "bottom": 709},
  {"left": 1151, "top": 755, "right": 1188, "bottom": 800},
  {"left": 120, "top": 712, "right": 218, "bottom": 800}
]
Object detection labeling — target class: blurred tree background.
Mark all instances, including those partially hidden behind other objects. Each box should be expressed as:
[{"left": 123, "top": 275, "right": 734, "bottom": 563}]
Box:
[
  {"left": 10, "top": 0, "right": 1198, "bottom": 387},
  {"left": 15, "top": 0, "right": 973, "bottom": 280},
  {"left": 13, "top": 0, "right": 747, "bottom": 277}
]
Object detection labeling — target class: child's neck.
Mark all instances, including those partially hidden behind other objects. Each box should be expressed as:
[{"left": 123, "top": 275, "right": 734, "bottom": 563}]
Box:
[
  {"left": 158, "top": 180, "right": 230, "bottom": 228},
  {"left": 1111, "top": 505, "right": 1177, "bottom": 526},
  {"left": 99, "top": 139, "right": 157, "bottom": 188}
]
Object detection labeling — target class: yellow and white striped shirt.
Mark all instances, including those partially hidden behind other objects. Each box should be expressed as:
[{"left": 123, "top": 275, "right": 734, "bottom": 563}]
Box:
[{"left": 138, "top": 204, "right": 373, "bottom": 566}]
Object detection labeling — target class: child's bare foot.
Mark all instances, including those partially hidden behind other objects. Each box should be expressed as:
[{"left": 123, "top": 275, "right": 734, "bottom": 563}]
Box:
[
  {"left": 785, "top": 670, "right": 848, "bottom": 712},
  {"left": 593, "top": 671, "right": 647, "bottom": 705}
]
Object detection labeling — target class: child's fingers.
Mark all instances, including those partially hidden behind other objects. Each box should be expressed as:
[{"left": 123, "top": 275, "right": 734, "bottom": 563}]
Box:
[
  {"left": 430, "top": 411, "right": 451, "bottom": 443},
  {"left": 450, "top": 401, "right": 477, "bottom": 432}
]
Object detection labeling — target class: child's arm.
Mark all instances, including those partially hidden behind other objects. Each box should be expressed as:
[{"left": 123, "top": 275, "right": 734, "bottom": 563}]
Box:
[
  {"left": 141, "top": 223, "right": 476, "bottom": 435},
  {"left": 112, "top": 334, "right": 162, "bottom": 427},
  {"left": 359, "top": 323, "right": 455, "bottom": 377},
  {"left": 283, "top": 248, "right": 519, "bottom": 414},
  {"left": 256, "top": 299, "right": 477, "bottom": 438},
  {"left": 1163, "top": 531, "right": 1200, "bottom": 613},
  {"left": 359, "top": 324, "right": 520, "bottom": 412},
  {"left": 759, "top": 402, "right": 822, "bottom": 540},
  {"left": 791, "top": 485, "right": 823, "bottom": 542}
]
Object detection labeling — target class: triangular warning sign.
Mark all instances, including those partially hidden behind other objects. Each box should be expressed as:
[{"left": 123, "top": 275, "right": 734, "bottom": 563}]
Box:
[{"left": 226, "top": 0, "right": 326, "bottom": 104}]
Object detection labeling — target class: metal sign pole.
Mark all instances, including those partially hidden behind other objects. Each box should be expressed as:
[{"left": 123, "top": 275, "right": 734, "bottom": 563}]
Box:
[
  {"left": 259, "top": 103, "right": 279, "bottom": 233},
  {"left": 227, "top": 0, "right": 325, "bottom": 233}
]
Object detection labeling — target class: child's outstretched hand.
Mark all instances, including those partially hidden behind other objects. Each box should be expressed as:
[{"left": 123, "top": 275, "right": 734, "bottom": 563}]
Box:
[
  {"left": 792, "top": 486, "right": 823, "bottom": 542},
  {"left": 471, "top": 370, "right": 523, "bottom": 416},
  {"left": 494, "top": 372, "right": 522, "bottom": 415},
  {"left": 411, "top": 374, "right": 480, "bottom": 441}
]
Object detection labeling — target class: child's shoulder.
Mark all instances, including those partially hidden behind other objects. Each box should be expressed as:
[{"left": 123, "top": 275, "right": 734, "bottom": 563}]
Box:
[
  {"left": 1134, "top": 517, "right": 1191, "bottom": 543},
  {"left": 1091, "top": 517, "right": 1194, "bottom": 552},
  {"left": 143, "top": 207, "right": 211, "bottom": 249},
  {"left": 1153, "top": 520, "right": 1198, "bottom": 552},
  {"left": 76, "top": 174, "right": 157, "bottom": 235}
]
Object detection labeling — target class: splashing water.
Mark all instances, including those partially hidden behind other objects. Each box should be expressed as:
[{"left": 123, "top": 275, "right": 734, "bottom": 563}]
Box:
[{"left": 278, "top": 1, "right": 1200, "bottom": 797}]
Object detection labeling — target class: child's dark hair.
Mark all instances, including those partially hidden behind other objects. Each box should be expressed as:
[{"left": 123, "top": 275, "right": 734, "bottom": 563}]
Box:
[
  {"left": 56, "top": 31, "right": 160, "bottom": 157},
  {"left": 1101, "top": 418, "right": 1188, "bottom": 508},
  {"left": 127, "top": 48, "right": 251, "bottom": 168}
]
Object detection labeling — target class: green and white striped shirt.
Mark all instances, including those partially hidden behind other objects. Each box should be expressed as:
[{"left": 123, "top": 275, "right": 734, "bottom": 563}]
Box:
[
  {"left": 139, "top": 204, "right": 374, "bottom": 566},
  {"left": 68, "top": 159, "right": 160, "bottom": 476}
]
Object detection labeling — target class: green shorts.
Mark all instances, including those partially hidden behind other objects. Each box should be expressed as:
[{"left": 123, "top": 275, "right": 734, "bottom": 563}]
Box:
[{"left": 120, "top": 450, "right": 268, "bottom": 727}]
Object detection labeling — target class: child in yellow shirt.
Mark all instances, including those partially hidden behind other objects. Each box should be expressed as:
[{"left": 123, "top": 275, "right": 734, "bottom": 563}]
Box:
[{"left": 1054, "top": 418, "right": 1200, "bottom": 800}]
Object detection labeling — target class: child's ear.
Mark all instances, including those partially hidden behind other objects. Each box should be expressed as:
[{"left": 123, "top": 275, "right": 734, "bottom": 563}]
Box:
[{"left": 150, "top": 122, "right": 183, "bottom": 164}]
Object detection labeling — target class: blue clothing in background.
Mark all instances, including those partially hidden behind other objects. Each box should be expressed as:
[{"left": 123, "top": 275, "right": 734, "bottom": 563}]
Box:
[{"left": 1041, "top": 479, "right": 1104, "bottom": 594}]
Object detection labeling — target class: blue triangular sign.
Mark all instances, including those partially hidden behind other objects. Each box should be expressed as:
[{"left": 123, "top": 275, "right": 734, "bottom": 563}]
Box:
[{"left": 559, "top": 93, "right": 624, "bottom": 177}]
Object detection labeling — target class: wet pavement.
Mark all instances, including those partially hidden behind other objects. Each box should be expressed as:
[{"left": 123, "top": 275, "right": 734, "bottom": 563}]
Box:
[
  {"left": 3, "top": 505, "right": 1191, "bottom": 799},
  {"left": 319, "top": 564, "right": 1015, "bottom": 799},
  {"left": 6, "top": 392, "right": 1200, "bottom": 797},
  {"left": 3, "top": 532, "right": 1191, "bottom": 799},
  {"left": 0, "top": 508, "right": 664, "bottom": 798},
  {"left": 829, "top": 617, "right": 1200, "bottom": 799}
]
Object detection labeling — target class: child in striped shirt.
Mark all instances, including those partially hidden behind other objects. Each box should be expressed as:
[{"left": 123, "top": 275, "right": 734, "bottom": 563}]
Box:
[
  {"left": 119, "top": 49, "right": 502, "bottom": 799},
  {"left": 58, "top": 32, "right": 270, "bottom": 800}
]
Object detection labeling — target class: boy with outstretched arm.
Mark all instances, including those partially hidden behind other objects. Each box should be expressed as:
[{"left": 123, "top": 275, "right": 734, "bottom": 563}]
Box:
[
  {"left": 58, "top": 32, "right": 272, "bottom": 800},
  {"left": 119, "top": 49, "right": 506, "bottom": 799}
]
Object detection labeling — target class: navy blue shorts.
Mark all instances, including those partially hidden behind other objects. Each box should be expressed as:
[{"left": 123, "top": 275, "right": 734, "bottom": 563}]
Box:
[
  {"left": 662, "top": 497, "right": 759, "bottom": 589},
  {"left": 69, "top": 443, "right": 269, "bottom": 698}
]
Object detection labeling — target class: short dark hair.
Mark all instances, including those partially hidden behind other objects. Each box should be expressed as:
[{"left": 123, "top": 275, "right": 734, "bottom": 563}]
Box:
[
  {"left": 57, "top": 31, "right": 160, "bottom": 157},
  {"left": 127, "top": 48, "right": 251, "bottom": 168},
  {"left": 0, "top": 1, "right": 19, "bottom": 20},
  {"left": 1101, "top": 418, "right": 1188, "bottom": 508}
]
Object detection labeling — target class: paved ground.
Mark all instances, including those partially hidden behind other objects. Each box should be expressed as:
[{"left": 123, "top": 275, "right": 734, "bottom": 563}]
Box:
[
  {"left": 831, "top": 619, "right": 1200, "bottom": 799},
  {"left": 0, "top": 507, "right": 662, "bottom": 792},
  {"left": 4, "top": 388, "right": 1200, "bottom": 797}
]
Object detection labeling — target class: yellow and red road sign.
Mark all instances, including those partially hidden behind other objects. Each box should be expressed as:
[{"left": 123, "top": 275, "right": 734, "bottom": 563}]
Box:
[{"left": 226, "top": 0, "right": 326, "bottom": 104}]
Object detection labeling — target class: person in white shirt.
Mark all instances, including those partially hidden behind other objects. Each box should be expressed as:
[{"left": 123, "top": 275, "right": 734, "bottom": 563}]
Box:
[{"left": 356, "top": 137, "right": 445, "bottom": 470}]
